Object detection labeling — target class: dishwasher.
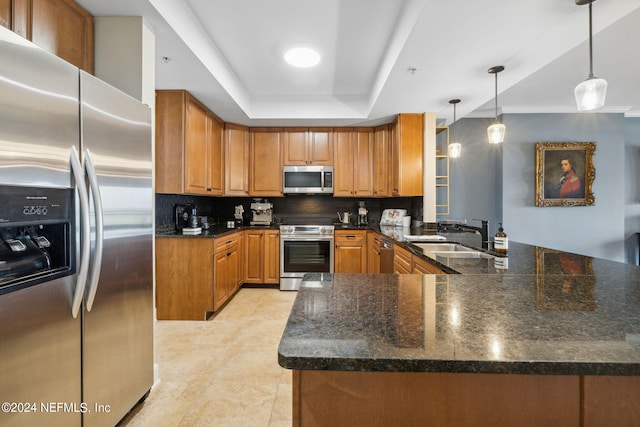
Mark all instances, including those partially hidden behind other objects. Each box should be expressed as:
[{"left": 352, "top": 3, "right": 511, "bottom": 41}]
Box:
[{"left": 380, "top": 237, "right": 394, "bottom": 274}]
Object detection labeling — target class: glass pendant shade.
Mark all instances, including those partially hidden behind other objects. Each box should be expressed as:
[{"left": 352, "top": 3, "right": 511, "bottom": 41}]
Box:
[
  {"left": 449, "top": 141, "right": 462, "bottom": 158},
  {"left": 574, "top": 76, "right": 607, "bottom": 111},
  {"left": 487, "top": 122, "right": 505, "bottom": 144}
]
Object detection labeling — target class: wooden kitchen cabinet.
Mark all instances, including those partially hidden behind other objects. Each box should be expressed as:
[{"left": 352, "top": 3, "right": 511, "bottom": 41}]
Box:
[
  {"left": 156, "top": 237, "right": 214, "bottom": 320},
  {"left": 335, "top": 230, "right": 367, "bottom": 273},
  {"left": 250, "top": 128, "right": 283, "bottom": 197},
  {"left": 334, "top": 128, "right": 374, "bottom": 197},
  {"left": 224, "top": 123, "right": 249, "bottom": 196},
  {"left": 412, "top": 254, "right": 443, "bottom": 274},
  {"left": 283, "top": 128, "right": 333, "bottom": 165},
  {"left": 373, "top": 124, "right": 391, "bottom": 197},
  {"left": 367, "top": 231, "right": 381, "bottom": 274},
  {"left": 213, "top": 233, "right": 241, "bottom": 311},
  {"left": 1, "top": 0, "right": 94, "bottom": 73},
  {"left": 390, "top": 113, "right": 424, "bottom": 196},
  {"left": 393, "top": 244, "right": 412, "bottom": 274},
  {"left": 156, "top": 90, "right": 224, "bottom": 195},
  {"left": 244, "top": 229, "right": 280, "bottom": 284}
]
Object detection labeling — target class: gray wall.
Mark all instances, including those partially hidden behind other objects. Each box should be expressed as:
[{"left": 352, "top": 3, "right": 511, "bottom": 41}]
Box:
[{"left": 448, "top": 114, "right": 635, "bottom": 263}]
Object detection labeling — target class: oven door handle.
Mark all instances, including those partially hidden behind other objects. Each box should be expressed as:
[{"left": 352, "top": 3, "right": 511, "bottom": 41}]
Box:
[{"left": 281, "top": 237, "right": 334, "bottom": 242}]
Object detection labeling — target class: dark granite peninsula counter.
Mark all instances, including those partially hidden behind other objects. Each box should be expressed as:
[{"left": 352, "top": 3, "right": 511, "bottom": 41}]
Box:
[{"left": 278, "top": 249, "right": 640, "bottom": 425}]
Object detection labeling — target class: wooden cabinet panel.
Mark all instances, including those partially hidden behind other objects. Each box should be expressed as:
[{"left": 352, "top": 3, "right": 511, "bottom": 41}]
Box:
[
  {"left": 31, "top": 0, "right": 93, "bottom": 73},
  {"left": 308, "top": 128, "right": 333, "bottom": 165},
  {"left": 213, "top": 234, "right": 240, "bottom": 311},
  {"left": 373, "top": 124, "right": 391, "bottom": 197},
  {"left": 224, "top": 123, "right": 249, "bottom": 196},
  {"left": 334, "top": 128, "right": 373, "bottom": 197},
  {"left": 394, "top": 245, "right": 412, "bottom": 274},
  {"left": 213, "top": 250, "right": 229, "bottom": 311},
  {"left": 250, "top": 128, "right": 282, "bottom": 196},
  {"left": 367, "top": 231, "right": 381, "bottom": 274},
  {"left": 283, "top": 128, "right": 333, "bottom": 165},
  {"left": 283, "top": 128, "right": 308, "bottom": 165},
  {"left": 0, "top": 0, "right": 11, "bottom": 29},
  {"left": 412, "top": 255, "right": 443, "bottom": 274},
  {"left": 335, "top": 230, "right": 367, "bottom": 273},
  {"left": 156, "top": 237, "right": 213, "bottom": 320},
  {"left": 156, "top": 90, "right": 224, "bottom": 195},
  {"left": 391, "top": 114, "right": 423, "bottom": 196},
  {"left": 244, "top": 229, "right": 280, "bottom": 284},
  {"left": 184, "top": 99, "right": 208, "bottom": 194}
]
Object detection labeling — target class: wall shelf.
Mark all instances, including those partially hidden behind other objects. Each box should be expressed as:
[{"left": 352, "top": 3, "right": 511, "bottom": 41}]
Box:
[{"left": 435, "top": 126, "right": 449, "bottom": 216}]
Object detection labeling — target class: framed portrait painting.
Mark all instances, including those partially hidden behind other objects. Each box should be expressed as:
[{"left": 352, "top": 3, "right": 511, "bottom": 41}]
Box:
[{"left": 535, "top": 142, "right": 596, "bottom": 207}]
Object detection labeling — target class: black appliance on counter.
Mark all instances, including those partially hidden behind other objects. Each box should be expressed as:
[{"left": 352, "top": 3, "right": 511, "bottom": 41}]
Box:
[{"left": 175, "top": 204, "right": 196, "bottom": 231}]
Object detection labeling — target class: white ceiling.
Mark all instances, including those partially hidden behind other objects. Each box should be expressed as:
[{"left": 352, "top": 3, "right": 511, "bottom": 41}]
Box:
[{"left": 76, "top": 0, "right": 640, "bottom": 127}]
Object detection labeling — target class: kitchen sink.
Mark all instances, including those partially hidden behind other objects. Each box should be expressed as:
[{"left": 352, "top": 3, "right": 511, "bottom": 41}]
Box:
[{"left": 412, "top": 243, "right": 495, "bottom": 259}]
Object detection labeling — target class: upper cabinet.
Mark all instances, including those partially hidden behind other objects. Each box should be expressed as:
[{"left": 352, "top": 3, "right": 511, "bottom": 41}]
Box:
[
  {"left": 224, "top": 123, "right": 250, "bottom": 196},
  {"left": 156, "top": 90, "right": 224, "bottom": 195},
  {"left": 390, "top": 113, "right": 424, "bottom": 196},
  {"left": 250, "top": 128, "right": 283, "bottom": 197},
  {"left": 373, "top": 124, "right": 391, "bottom": 197},
  {"left": 334, "top": 128, "right": 374, "bottom": 197},
  {"left": 1, "top": 0, "right": 94, "bottom": 73},
  {"left": 283, "top": 128, "right": 333, "bottom": 165}
]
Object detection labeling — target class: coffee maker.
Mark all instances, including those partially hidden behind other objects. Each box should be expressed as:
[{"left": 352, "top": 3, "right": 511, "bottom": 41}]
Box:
[
  {"left": 250, "top": 199, "right": 273, "bottom": 225},
  {"left": 357, "top": 201, "right": 368, "bottom": 226}
]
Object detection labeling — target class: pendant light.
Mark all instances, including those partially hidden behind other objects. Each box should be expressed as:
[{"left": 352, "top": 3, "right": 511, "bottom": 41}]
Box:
[
  {"left": 448, "top": 99, "right": 462, "bottom": 158},
  {"left": 574, "top": 0, "right": 607, "bottom": 111},
  {"left": 487, "top": 65, "right": 505, "bottom": 144}
]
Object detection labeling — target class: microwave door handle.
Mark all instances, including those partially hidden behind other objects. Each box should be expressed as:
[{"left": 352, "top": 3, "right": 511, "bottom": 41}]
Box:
[
  {"left": 70, "top": 146, "right": 90, "bottom": 318},
  {"left": 84, "top": 150, "right": 103, "bottom": 312}
]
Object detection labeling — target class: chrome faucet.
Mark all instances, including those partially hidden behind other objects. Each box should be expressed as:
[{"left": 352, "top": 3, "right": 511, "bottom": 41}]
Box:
[{"left": 456, "top": 219, "right": 489, "bottom": 249}]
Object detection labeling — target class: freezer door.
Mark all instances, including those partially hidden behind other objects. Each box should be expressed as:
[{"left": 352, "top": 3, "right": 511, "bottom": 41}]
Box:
[
  {"left": 0, "top": 26, "right": 79, "bottom": 188},
  {"left": 79, "top": 72, "right": 154, "bottom": 426},
  {"left": 0, "top": 278, "right": 82, "bottom": 427}
]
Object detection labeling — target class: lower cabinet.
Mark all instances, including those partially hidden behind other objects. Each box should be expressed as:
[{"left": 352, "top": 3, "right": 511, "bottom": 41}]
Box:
[
  {"left": 244, "top": 229, "right": 280, "bottom": 284},
  {"left": 155, "top": 232, "right": 243, "bottom": 320},
  {"left": 213, "top": 233, "right": 242, "bottom": 311},
  {"left": 411, "top": 254, "right": 444, "bottom": 274},
  {"left": 335, "top": 230, "right": 368, "bottom": 273},
  {"left": 394, "top": 243, "right": 443, "bottom": 274}
]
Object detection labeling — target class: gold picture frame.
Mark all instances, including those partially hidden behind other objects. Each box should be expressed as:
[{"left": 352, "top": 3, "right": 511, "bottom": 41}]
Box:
[{"left": 535, "top": 142, "right": 596, "bottom": 206}]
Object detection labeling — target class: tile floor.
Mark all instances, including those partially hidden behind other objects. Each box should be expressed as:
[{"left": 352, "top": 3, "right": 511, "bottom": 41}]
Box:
[{"left": 119, "top": 287, "right": 297, "bottom": 426}]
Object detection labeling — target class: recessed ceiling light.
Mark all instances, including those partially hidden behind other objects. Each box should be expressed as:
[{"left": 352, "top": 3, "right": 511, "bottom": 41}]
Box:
[{"left": 284, "top": 47, "right": 320, "bottom": 68}]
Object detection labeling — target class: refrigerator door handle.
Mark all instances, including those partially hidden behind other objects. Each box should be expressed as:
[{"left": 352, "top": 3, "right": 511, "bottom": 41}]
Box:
[
  {"left": 70, "top": 146, "right": 90, "bottom": 318},
  {"left": 84, "top": 149, "right": 103, "bottom": 311}
]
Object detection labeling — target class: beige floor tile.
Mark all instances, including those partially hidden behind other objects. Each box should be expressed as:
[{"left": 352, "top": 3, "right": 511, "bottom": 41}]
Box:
[{"left": 119, "top": 287, "right": 296, "bottom": 426}]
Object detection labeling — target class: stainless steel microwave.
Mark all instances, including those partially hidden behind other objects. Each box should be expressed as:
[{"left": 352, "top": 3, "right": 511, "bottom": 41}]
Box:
[{"left": 282, "top": 165, "right": 333, "bottom": 194}]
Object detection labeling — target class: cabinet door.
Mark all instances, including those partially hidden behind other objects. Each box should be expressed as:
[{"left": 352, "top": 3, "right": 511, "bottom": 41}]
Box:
[
  {"left": 412, "top": 255, "right": 443, "bottom": 274},
  {"left": 335, "top": 231, "right": 367, "bottom": 273},
  {"left": 353, "top": 129, "right": 373, "bottom": 196},
  {"left": 0, "top": 0, "right": 11, "bottom": 29},
  {"left": 392, "top": 114, "right": 423, "bottom": 196},
  {"left": 31, "top": 0, "right": 94, "bottom": 73},
  {"left": 308, "top": 128, "right": 333, "bottom": 165},
  {"left": 184, "top": 98, "right": 209, "bottom": 194},
  {"left": 333, "top": 129, "right": 354, "bottom": 197},
  {"left": 393, "top": 245, "right": 412, "bottom": 274},
  {"left": 224, "top": 123, "right": 249, "bottom": 196},
  {"left": 263, "top": 230, "right": 280, "bottom": 284},
  {"left": 367, "top": 232, "right": 381, "bottom": 274},
  {"left": 244, "top": 231, "right": 264, "bottom": 283},
  {"left": 283, "top": 128, "right": 308, "bottom": 165},
  {"left": 373, "top": 125, "right": 390, "bottom": 197},
  {"left": 227, "top": 243, "right": 240, "bottom": 295},
  {"left": 207, "top": 113, "right": 224, "bottom": 195},
  {"left": 250, "top": 128, "right": 283, "bottom": 196},
  {"left": 213, "top": 250, "right": 229, "bottom": 311},
  {"left": 155, "top": 90, "right": 186, "bottom": 194}
]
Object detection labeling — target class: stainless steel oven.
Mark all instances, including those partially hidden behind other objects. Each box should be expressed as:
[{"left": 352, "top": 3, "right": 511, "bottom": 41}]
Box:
[{"left": 279, "top": 225, "right": 334, "bottom": 290}]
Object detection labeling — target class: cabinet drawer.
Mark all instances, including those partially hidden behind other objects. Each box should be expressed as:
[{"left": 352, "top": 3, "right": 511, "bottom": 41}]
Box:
[
  {"left": 214, "top": 233, "right": 240, "bottom": 253},
  {"left": 394, "top": 245, "right": 412, "bottom": 274},
  {"left": 335, "top": 230, "right": 367, "bottom": 243}
]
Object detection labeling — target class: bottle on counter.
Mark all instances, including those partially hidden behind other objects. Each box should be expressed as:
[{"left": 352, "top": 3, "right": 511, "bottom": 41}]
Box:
[{"left": 494, "top": 222, "right": 508, "bottom": 255}]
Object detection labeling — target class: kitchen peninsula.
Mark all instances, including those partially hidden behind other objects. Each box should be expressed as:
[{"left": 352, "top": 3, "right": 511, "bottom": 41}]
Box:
[{"left": 278, "top": 237, "right": 640, "bottom": 426}]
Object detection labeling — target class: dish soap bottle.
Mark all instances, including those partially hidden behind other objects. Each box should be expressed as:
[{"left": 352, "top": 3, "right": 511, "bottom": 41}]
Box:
[{"left": 494, "top": 222, "right": 508, "bottom": 255}]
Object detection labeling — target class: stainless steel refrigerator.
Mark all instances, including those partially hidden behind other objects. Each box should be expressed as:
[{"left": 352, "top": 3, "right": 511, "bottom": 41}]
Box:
[{"left": 0, "top": 26, "right": 153, "bottom": 427}]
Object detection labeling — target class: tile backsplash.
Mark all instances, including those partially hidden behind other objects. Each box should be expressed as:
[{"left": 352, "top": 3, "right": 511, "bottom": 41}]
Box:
[{"left": 156, "top": 194, "right": 423, "bottom": 229}]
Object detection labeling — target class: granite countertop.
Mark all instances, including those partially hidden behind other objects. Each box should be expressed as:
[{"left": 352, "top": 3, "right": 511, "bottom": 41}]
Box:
[
  {"left": 278, "top": 254, "right": 640, "bottom": 376},
  {"left": 155, "top": 224, "right": 279, "bottom": 239}
]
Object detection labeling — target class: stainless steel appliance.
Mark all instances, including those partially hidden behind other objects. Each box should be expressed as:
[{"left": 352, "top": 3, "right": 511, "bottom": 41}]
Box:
[
  {"left": 280, "top": 224, "right": 334, "bottom": 290},
  {"left": 0, "top": 27, "right": 153, "bottom": 427},
  {"left": 282, "top": 165, "right": 333, "bottom": 194},
  {"left": 250, "top": 200, "right": 274, "bottom": 225}
]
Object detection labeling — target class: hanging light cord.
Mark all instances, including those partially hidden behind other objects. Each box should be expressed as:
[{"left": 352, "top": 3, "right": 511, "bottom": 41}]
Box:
[
  {"left": 452, "top": 102, "right": 456, "bottom": 142},
  {"left": 494, "top": 71, "right": 499, "bottom": 121},
  {"left": 587, "top": 1, "right": 594, "bottom": 78}
]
